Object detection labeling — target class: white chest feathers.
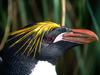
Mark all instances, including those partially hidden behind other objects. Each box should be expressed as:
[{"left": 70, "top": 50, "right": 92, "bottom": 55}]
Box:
[{"left": 30, "top": 61, "right": 57, "bottom": 75}]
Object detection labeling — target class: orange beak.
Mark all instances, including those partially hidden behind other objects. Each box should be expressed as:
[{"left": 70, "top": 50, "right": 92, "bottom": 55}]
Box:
[{"left": 62, "top": 29, "right": 98, "bottom": 44}]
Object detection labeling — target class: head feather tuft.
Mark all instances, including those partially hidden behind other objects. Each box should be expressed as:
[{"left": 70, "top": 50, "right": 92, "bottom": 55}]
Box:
[{"left": 9, "top": 21, "right": 60, "bottom": 57}]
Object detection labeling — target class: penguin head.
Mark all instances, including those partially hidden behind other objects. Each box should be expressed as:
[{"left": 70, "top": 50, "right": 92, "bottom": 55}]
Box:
[{"left": 9, "top": 21, "right": 98, "bottom": 57}]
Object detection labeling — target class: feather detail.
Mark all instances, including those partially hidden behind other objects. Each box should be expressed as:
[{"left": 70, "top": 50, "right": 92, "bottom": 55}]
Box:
[{"left": 9, "top": 21, "right": 60, "bottom": 57}]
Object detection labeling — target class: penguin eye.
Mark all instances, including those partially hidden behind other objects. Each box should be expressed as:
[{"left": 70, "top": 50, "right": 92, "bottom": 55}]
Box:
[
  {"left": 47, "top": 36, "right": 53, "bottom": 41},
  {"left": 44, "top": 36, "right": 55, "bottom": 43}
]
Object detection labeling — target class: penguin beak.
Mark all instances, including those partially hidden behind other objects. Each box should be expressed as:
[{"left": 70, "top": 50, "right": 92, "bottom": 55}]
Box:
[{"left": 62, "top": 29, "right": 98, "bottom": 44}]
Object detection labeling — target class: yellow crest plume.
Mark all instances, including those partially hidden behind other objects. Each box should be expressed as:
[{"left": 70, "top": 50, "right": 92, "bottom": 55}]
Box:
[{"left": 9, "top": 21, "right": 60, "bottom": 57}]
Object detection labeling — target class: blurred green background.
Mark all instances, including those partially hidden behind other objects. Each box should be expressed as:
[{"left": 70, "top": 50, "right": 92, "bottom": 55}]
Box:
[{"left": 0, "top": 0, "right": 100, "bottom": 75}]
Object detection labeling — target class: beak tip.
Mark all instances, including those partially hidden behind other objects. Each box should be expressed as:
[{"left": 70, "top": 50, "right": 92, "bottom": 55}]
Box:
[
  {"left": 95, "top": 35, "right": 99, "bottom": 41},
  {"left": 91, "top": 32, "right": 99, "bottom": 42}
]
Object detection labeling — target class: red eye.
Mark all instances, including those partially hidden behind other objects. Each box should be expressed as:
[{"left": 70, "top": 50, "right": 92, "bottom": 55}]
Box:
[
  {"left": 47, "top": 37, "right": 53, "bottom": 41},
  {"left": 43, "top": 35, "right": 55, "bottom": 43},
  {"left": 44, "top": 36, "right": 55, "bottom": 43}
]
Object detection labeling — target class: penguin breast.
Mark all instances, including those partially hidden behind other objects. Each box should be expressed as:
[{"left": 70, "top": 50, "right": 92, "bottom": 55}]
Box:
[{"left": 30, "top": 61, "right": 57, "bottom": 75}]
